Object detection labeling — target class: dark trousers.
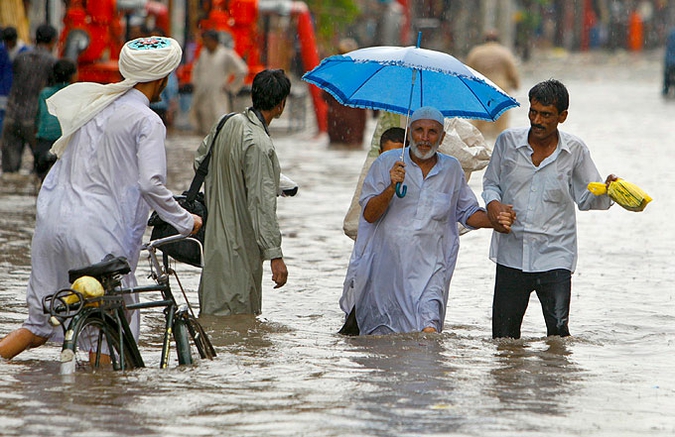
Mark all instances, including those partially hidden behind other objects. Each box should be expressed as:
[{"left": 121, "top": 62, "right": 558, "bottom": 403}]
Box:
[
  {"left": 492, "top": 264, "right": 571, "bottom": 339},
  {"left": 34, "top": 138, "right": 56, "bottom": 180},
  {"left": 664, "top": 65, "right": 675, "bottom": 95},
  {"left": 1, "top": 119, "right": 36, "bottom": 173}
]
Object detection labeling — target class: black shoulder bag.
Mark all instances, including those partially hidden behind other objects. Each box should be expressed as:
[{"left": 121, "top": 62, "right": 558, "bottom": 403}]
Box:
[{"left": 147, "top": 113, "right": 236, "bottom": 267}]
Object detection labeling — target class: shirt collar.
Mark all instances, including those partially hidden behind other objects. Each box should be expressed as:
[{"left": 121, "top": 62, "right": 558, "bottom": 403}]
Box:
[
  {"left": 126, "top": 87, "right": 150, "bottom": 106},
  {"left": 517, "top": 128, "right": 571, "bottom": 154}
]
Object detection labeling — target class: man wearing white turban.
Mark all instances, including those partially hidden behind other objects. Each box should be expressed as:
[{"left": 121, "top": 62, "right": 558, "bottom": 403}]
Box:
[{"left": 0, "top": 36, "right": 202, "bottom": 360}]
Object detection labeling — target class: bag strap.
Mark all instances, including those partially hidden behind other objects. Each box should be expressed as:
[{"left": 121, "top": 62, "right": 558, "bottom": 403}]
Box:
[{"left": 185, "top": 112, "right": 236, "bottom": 202}]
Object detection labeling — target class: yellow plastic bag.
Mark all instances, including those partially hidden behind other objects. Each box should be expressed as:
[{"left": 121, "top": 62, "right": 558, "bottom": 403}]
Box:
[{"left": 587, "top": 179, "right": 652, "bottom": 212}]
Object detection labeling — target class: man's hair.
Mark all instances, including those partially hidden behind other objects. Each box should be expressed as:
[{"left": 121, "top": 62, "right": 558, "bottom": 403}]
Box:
[
  {"left": 202, "top": 29, "right": 219, "bottom": 42},
  {"left": 2, "top": 27, "right": 17, "bottom": 43},
  {"left": 36, "top": 23, "right": 57, "bottom": 44},
  {"left": 51, "top": 59, "right": 77, "bottom": 85},
  {"left": 528, "top": 79, "right": 569, "bottom": 114},
  {"left": 379, "top": 127, "right": 405, "bottom": 149},
  {"left": 484, "top": 29, "right": 500, "bottom": 43},
  {"left": 251, "top": 69, "right": 291, "bottom": 111}
]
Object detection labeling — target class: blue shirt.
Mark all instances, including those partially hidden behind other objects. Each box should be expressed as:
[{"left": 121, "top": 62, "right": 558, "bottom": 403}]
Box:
[
  {"left": 482, "top": 127, "right": 611, "bottom": 273},
  {"left": 666, "top": 29, "right": 675, "bottom": 66},
  {"left": 0, "top": 44, "right": 11, "bottom": 109}
]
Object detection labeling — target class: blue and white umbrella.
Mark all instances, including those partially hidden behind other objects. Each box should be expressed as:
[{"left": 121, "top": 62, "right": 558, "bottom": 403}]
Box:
[
  {"left": 302, "top": 41, "right": 519, "bottom": 121},
  {"left": 303, "top": 36, "right": 519, "bottom": 198}
]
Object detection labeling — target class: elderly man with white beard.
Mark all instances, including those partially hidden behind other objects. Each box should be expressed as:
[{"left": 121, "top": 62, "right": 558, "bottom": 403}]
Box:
[
  {"left": 339, "top": 106, "right": 515, "bottom": 336},
  {"left": 0, "top": 36, "right": 202, "bottom": 360}
]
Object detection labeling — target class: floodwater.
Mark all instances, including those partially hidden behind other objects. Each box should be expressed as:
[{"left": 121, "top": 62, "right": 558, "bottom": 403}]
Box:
[{"left": 1, "top": 49, "right": 674, "bottom": 437}]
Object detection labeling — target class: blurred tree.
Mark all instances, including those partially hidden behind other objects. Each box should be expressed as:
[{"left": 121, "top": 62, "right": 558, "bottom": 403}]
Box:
[{"left": 304, "top": 0, "right": 361, "bottom": 51}]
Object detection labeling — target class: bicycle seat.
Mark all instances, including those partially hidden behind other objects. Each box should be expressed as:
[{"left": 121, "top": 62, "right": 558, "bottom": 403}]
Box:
[{"left": 68, "top": 255, "right": 131, "bottom": 283}]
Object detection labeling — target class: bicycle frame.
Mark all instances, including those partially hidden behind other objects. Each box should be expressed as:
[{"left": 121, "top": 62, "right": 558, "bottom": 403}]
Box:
[{"left": 45, "top": 234, "right": 215, "bottom": 372}]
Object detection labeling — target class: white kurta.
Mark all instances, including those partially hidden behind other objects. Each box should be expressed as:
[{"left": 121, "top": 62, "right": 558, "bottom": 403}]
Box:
[
  {"left": 190, "top": 45, "right": 248, "bottom": 134},
  {"left": 23, "top": 89, "right": 193, "bottom": 341},
  {"left": 340, "top": 149, "right": 483, "bottom": 335}
]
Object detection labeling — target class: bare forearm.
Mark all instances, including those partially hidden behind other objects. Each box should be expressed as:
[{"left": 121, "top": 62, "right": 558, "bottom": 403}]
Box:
[
  {"left": 466, "top": 210, "right": 492, "bottom": 229},
  {"left": 363, "top": 185, "right": 396, "bottom": 223}
]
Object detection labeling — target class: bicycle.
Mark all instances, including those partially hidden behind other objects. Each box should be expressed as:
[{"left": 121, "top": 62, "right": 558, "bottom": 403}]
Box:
[{"left": 43, "top": 234, "right": 216, "bottom": 373}]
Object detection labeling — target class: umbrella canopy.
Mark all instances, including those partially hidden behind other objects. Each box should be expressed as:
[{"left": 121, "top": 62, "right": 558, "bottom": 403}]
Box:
[{"left": 302, "top": 45, "right": 519, "bottom": 121}]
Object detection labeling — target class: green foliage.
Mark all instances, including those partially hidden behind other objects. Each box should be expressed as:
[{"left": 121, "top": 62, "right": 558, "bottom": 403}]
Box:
[{"left": 304, "top": 0, "right": 361, "bottom": 45}]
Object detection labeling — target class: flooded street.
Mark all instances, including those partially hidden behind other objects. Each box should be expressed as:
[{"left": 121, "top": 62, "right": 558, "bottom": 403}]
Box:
[{"left": 1, "top": 49, "right": 674, "bottom": 436}]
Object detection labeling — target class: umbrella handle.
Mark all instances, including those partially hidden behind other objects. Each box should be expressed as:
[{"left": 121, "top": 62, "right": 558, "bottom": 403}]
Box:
[{"left": 395, "top": 182, "right": 407, "bottom": 198}]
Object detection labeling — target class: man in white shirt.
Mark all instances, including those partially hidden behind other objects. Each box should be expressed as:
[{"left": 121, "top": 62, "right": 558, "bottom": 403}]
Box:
[
  {"left": 190, "top": 30, "right": 248, "bottom": 135},
  {"left": 0, "top": 36, "right": 202, "bottom": 360},
  {"left": 482, "top": 79, "right": 616, "bottom": 339}
]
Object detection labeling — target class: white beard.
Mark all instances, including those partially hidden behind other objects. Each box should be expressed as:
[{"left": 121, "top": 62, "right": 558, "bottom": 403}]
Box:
[{"left": 410, "top": 138, "right": 440, "bottom": 160}]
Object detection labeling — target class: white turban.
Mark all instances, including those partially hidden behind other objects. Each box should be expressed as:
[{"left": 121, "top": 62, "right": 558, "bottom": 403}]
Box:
[{"left": 47, "top": 36, "right": 182, "bottom": 157}]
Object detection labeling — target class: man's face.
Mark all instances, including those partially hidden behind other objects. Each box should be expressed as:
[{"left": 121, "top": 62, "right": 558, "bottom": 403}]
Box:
[
  {"left": 409, "top": 119, "right": 444, "bottom": 160},
  {"left": 150, "top": 76, "right": 168, "bottom": 103},
  {"left": 528, "top": 99, "right": 567, "bottom": 142},
  {"left": 203, "top": 36, "right": 218, "bottom": 53}
]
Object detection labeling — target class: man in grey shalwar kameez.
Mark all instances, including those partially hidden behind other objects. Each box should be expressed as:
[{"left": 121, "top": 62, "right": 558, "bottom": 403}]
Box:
[
  {"left": 340, "top": 107, "right": 514, "bottom": 335},
  {"left": 196, "top": 69, "right": 290, "bottom": 316}
]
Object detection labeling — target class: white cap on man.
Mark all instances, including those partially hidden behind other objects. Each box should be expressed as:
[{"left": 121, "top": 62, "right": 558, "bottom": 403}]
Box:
[{"left": 410, "top": 106, "right": 445, "bottom": 126}]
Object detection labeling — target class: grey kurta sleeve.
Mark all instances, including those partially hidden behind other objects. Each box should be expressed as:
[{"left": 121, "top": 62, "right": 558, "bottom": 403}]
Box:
[{"left": 243, "top": 140, "right": 283, "bottom": 260}]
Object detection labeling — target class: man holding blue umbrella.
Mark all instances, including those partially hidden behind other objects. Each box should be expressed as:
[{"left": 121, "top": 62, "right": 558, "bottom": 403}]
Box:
[{"left": 339, "top": 106, "right": 514, "bottom": 335}]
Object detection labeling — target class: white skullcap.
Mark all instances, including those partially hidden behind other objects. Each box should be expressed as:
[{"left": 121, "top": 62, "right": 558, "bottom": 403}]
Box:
[
  {"left": 48, "top": 36, "right": 182, "bottom": 157},
  {"left": 119, "top": 36, "right": 182, "bottom": 82},
  {"left": 410, "top": 106, "right": 445, "bottom": 126}
]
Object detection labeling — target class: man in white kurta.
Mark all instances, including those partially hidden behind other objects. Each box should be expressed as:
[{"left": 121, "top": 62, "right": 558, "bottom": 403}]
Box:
[
  {"left": 343, "top": 111, "right": 493, "bottom": 240},
  {"left": 340, "top": 107, "right": 514, "bottom": 335},
  {"left": 0, "top": 37, "right": 199, "bottom": 359},
  {"left": 191, "top": 30, "right": 248, "bottom": 135}
]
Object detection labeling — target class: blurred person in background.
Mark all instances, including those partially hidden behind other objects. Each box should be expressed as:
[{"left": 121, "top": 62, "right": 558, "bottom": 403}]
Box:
[
  {"left": 663, "top": 27, "right": 675, "bottom": 96},
  {"left": 190, "top": 29, "right": 248, "bottom": 135},
  {"left": 2, "top": 27, "right": 30, "bottom": 61},
  {"left": 34, "top": 59, "right": 78, "bottom": 180},
  {"left": 0, "top": 34, "right": 11, "bottom": 136},
  {"left": 465, "top": 29, "right": 520, "bottom": 140},
  {"left": 1, "top": 23, "right": 56, "bottom": 175}
]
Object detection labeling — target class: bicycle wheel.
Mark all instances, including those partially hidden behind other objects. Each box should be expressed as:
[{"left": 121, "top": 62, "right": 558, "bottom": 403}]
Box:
[
  {"left": 61, "top": 310, "right": 144, "bottom": 372},
  {"left": 185, "top": 314, "right": 217, "bottom": 360},
  {"left": 173, "top": 318, "right": 193, "bottom": 365}
]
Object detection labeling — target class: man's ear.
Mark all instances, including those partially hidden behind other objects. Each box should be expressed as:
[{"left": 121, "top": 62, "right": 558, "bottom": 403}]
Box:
[{"left": 558, "top": 110, "right": 568, "bottom": 124}]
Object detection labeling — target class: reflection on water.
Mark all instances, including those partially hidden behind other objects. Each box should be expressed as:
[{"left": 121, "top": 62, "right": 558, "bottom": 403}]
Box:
[
  {"left": 487, "top": 337, "right": 580, "bottom": 417},
  {"left": 345, "top": 334, "right": 463, "bottom": 435}
]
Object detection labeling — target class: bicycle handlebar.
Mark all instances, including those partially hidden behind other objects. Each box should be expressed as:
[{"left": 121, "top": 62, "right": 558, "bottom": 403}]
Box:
[{"left": 143, "top": 233, "right": 191, "bottom": 249}]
